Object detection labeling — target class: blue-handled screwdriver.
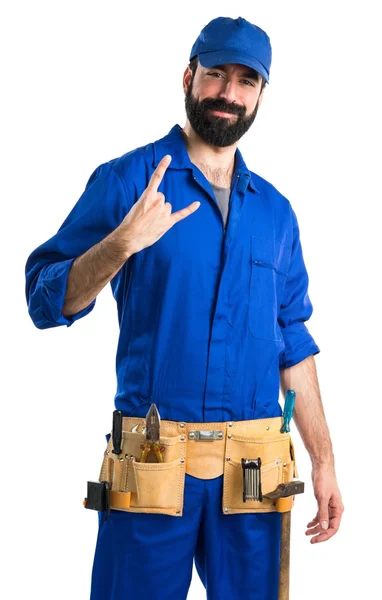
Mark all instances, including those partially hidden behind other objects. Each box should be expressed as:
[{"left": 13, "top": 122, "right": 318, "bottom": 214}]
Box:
[{"left": 281, "top": 389, "right": 295, "bottom": 433}]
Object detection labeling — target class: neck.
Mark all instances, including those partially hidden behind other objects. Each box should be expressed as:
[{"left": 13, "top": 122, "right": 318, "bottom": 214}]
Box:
[{"left": 182, "top": 121, "right": 237, "bottom": 187}]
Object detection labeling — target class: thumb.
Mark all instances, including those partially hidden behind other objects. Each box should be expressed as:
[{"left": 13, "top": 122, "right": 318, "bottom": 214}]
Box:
[{"left": 318, "top": 499, "right": 330, "bottom": 530}]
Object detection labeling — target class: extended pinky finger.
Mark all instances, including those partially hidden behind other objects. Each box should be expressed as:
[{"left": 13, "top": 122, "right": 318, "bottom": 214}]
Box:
[{"left": 172, "top": 201, "right": 201, "bottom": 223}]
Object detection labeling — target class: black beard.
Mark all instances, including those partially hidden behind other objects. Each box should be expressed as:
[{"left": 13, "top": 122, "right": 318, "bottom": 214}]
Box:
[{"left": 185, "top": 80, "right": 260, "bottom": 147}]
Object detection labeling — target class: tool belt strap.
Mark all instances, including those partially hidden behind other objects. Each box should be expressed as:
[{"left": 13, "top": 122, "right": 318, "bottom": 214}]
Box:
[{"left": 119, "top": 415, "right": 295, "bottom": 480}]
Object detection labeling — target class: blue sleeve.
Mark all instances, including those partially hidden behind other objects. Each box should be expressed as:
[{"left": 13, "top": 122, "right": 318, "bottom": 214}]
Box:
[
  {"left": 25, "top": 163, "right": 129, "bottom": 329},
  {"left": 278, "top": 208, "right": 320, "bottom": 369}
]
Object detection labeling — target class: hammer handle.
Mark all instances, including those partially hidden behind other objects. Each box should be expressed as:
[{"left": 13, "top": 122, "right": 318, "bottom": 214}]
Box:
[{"left": 278, "top": 511, "right": 291, "bottom": 600}]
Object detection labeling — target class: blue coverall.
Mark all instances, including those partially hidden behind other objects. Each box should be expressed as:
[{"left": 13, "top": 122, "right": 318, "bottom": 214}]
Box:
[{"left": 25, "top": 124, "right": 320, "bottom": 599}]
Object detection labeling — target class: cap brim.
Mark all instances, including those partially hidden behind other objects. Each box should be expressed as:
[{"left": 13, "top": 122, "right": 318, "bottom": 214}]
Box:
[{"left": 197, "top": 49, "right": 269, "bottom": 83}]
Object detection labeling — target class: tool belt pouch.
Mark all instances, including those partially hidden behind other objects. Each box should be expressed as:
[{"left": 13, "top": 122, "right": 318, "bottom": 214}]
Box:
[
  {"left": 99, "top": 429, "right": 187, "bottom": 517},
  {"left": 223, "top": 420, "right": 298, "bottom": 514}
]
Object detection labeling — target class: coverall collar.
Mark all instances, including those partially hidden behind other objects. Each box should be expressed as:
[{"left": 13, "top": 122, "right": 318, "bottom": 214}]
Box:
[{"left": 153, "top": 124, "right": 260, "bottom": 194}]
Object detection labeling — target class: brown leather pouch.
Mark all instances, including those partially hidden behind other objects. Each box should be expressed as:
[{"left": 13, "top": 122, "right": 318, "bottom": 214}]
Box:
[
  {"left": 222, "top": 419, "right": 297, "bottom": 514},
  {"left": 99, "top": 427, "right": 187, "bottom": 517}
]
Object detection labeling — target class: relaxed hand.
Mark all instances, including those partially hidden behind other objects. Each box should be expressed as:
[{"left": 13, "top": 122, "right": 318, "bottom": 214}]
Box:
[{"left": 305, "top": 465, "right": 344, "bottom": 544}]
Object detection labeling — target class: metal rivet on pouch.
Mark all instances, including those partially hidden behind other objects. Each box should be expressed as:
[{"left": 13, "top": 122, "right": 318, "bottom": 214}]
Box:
[
  {"left": 218, "top": 432, "right": 223, "bottom": 438},
  {"left": 266, "top": 426, "right": 270, "bottom": 430},
  {"left": 189, "top": 432, "right": 195, "bottom": 438},
  {"left": 228, "top": 422, "right": 233, "bottom": 427},
  {"left": 180, "top": 458, "right": 185, "bottom": 463},
  {"left": 224, "top": 507, "right": 229, "bottom": 512},
  {"left": 283, "top": 462, "right": 287, "bottom": 467},
  {"left": 180, "top": 423, "right": 185, "bottom": 428},
  {"left": 106, "top": 451, "right": 110, "bottom": 455},
  {"left": 227, "top": 433, "right": 232, "bottom": 439},
  {"left": 226, "top": 457, "right": 231, "bottom": 461},
  {"left": 176, "top": 511, "right": 181, "bottom": 515},
  {"left": 180, "top": 436, "right": 185, "bottom": 441},
  {"left": 119, "top": 457, "right": 124, "bottom": 462}
]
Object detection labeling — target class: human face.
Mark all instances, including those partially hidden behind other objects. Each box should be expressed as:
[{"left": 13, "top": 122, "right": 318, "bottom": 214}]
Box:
[{"left": 184, "top": 62, "right": 265, "bottom": 147}]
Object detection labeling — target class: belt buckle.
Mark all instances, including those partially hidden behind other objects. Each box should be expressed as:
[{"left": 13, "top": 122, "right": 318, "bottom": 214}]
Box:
[{"left": 188, "top": 429, "right": 224, "bottom": 441}]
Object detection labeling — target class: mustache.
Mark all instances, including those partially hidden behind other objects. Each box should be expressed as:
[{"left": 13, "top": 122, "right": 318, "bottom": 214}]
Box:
[{"left": 199, "top": 98, "right": 246, "bottom": 118}]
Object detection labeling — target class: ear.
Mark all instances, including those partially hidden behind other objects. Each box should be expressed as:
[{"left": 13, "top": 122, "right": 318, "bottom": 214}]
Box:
[
  {"left": 183, "top": 65, "right": 193, "bottom": 95},
  {"left": 257, "top": 84, "right": 266, "bottom": 108}
]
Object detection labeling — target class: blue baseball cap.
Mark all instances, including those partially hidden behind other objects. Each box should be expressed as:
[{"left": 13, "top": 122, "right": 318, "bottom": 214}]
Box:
[{"left": 189, "top": 16, "right": 272, "bottom": 84}]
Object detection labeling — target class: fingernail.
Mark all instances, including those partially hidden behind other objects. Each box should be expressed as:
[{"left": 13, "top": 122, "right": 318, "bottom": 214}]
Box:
[{"left": 321, "top": 521, "right": 329, "bottom": 530}]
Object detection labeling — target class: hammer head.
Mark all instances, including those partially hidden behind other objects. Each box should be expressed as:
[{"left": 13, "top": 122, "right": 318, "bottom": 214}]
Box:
[{"left": 264, "top": 480, "right": 304, "bottom": 500}]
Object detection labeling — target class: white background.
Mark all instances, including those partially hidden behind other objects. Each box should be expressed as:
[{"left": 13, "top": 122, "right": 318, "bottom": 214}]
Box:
[{"left": 2, "top": 1, "right": 381, "bottom": 598}]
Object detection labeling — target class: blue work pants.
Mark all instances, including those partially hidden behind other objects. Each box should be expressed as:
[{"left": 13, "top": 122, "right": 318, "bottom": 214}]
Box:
[{"left": 90, "top": 473, "right": 281, "bottom": 599}]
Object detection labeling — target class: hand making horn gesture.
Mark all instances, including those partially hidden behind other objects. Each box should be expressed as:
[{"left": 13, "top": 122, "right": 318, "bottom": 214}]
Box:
[{"left": 118, "top": 155, "right": 200, "bottom": 255}]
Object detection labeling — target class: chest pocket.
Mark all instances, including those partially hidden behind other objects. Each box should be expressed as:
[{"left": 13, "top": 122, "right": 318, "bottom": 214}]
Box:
[{"left": 248, "top": 236, "right": 291, "bottom": 341}]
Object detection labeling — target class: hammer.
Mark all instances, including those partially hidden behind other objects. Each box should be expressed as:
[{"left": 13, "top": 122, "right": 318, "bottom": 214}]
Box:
[{"left": 265, "top": 479, "right": 304, "bottom": 599}]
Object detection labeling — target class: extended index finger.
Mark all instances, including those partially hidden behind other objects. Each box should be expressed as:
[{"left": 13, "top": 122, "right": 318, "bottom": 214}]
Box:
[{"left": 147, "top": 155, "right": 172, "bottom": 193}]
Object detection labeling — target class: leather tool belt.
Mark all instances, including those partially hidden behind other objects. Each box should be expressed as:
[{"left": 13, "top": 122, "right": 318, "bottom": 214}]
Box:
[{"left": 98, "top": 416, "right": 298, "bottom": 517}]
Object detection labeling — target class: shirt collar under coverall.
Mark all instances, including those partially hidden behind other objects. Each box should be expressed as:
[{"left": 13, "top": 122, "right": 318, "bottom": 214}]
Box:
[{"left": 25, "top": 124, "right": 320, "bottom": 423}]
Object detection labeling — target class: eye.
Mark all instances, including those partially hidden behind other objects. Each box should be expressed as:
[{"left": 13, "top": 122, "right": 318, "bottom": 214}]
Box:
[
  {"left": 241, "top": 79, "right": 255, "bottom": 87},
  {"left": 207, "top": 71, "right": 224, "bottom": 78}
]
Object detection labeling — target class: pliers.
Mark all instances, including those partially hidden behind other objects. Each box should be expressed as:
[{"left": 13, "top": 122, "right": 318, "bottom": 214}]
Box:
[{"left": 139, "top": 404, "right": 164, "bottom": 463}]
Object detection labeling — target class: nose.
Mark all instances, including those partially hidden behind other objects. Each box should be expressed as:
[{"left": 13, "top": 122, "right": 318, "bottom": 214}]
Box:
[{"left": 218, "top": 80, "right": 238, "bottom": 104}]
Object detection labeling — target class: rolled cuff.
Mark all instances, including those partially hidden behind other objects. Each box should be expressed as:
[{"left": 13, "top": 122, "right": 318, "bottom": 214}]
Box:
[
  {"left": 279, "top": 322, "right": 320, "bottom": 369},
  {"left": 33, "top": 258, "right": 96, "bottom": 328}
]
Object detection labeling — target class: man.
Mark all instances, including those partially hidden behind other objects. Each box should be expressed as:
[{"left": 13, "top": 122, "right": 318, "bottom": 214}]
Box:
[{"left": 25, "top": 16, "right": 344, "bottom": 600}]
